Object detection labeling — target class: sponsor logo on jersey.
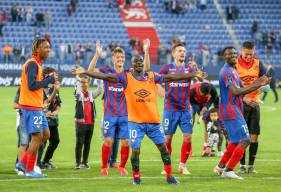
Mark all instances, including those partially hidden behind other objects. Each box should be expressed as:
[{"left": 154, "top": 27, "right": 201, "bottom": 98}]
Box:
[
  {"left": 134, "top": 89, "right": 151, "bottom": 102},
  {"left": 108, "top": 86, "right": 124, "bottom": 92},
  {"left": 169, "top": 82, "right": 189, "bottom": 87}
]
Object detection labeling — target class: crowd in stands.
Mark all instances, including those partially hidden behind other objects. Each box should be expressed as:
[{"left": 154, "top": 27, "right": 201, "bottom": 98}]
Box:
[
  {"left": 0, "top": 0, "right": 280, "bottom": 71},
  {"left": 251, "top": 19, "right": 281, "bottom": 57},
  {"left": 162, "top": 0, "right": 207, "bottom": 14}
]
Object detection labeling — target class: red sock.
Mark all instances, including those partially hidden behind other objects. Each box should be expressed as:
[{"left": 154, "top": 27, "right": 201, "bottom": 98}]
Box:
[
  {"left": 20, "top": 150, "right": 29, "bottom": 165},
  {"left": 132, "top": 170, "right": 140, "bottom": 179},
  {"left": 227, "top": 145, "right": 245, "bottom": 170},
  {"left": 26, "top": 154, "right": 36, "bottom": 172},
  {"left": 119, "top": 146, "right": 130, "bottom": 168},
  {"left": 189, "top": 143, "right": 193, "bottom": 156},
  {"left": 166, "top": 141, "right": 172, "bottom": 156},
  {"left": 219, "top": 143, "right": 237, "bottom": 166},
  {"left": 180, "top": 141, "right": 191, "bottom": 164},
  {"left": 164, "top": 164, "right": 172, "bottom": 177},
  {"left": 102, "top": 144, "right": 111, "bottom": 168}
]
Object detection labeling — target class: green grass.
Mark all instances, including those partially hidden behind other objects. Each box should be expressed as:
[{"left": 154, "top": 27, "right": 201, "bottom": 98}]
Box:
[{"left": 0, "top": 87, "right": 281, "bottom": 192}]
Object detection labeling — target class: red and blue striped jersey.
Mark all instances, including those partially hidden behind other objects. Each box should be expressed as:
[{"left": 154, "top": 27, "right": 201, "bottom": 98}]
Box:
[
  {"left": 100, "top": 67, "right": 129, "bottom": 117},
  {"left": 219, "top": 64, "right": 244, "bottom": 121},
  {"left": 159, "top": 63, "right": 194, "bottom": 112}
]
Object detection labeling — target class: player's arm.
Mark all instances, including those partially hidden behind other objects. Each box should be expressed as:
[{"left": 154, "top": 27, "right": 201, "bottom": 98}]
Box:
[
  {"left": 88, "top": 40, "right": 102, "bottom": 72},
  {"left": 229, "top": 75, "right": 271, "bottom": 96},
  {"left": 143, "top": 39, "right": 150, "bottom": 72},
  {"left": 163, "top": 70, "right": 208, "bottom": 82},
  {"left": 47, "top": 81, "right": 60, "bottom": 104},
  {"left": 71, "top": 66, "right": 117, "bottom": 83},
  {"left": 208, "top": 85, "right": 218, "bottom": 107},
  {"left": 156, "top": 84, "right": 165, "bottom": 97},
  {"left": 92, "top": 80, "right": 104, "bottom": 99},
  {"left": 13, "top": 88, "right": 20, "bottom": 109},
  {"left": 27, "top": 62, "right": 56, "bottom": 91}
]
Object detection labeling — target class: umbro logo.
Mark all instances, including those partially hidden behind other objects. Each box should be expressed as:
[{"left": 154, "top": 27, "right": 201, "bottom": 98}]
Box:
[{"left": 134, "top": 89, "right": 151, "bottom": 98}]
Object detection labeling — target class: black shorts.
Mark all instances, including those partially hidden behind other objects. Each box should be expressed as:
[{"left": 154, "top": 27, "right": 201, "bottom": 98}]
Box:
[{"left": 243, "top": 104, "right": 260, "bottom": 135}]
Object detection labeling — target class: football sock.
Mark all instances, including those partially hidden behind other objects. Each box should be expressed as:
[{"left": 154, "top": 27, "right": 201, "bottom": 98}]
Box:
[
  {"left": 166, "top": 140, "right": 172, "bottom": 156},
  {"left": 26, "top": 154, "right": 36, "bottom": 172},
  {"left": 119, "top": 146, "right": 130, "bottom": 168},
  {"left": 249, "top": 142, "right": 258, "bottom": 166},
  {"left": 102, "top": 144, "right": 111, "bottom": 168},
  {"left": 227, "top": 145, "right": 245, "bottom": 170},
  {"left": 180, "top": 141, "right": 191, "bottom": 164},
  {"left": 219, "top": 143, "right": 236, "bottom": 166}
]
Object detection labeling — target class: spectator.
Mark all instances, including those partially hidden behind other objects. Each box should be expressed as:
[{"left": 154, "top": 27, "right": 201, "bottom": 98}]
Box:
[
  {"left": 66, "top": 43, "right": 73, "bottom": 62},
  {"left": 251, "top": 19, "right": 258, "bottom": 36},
  {"left": 125, "top": 0, "right": 131, "bottom": 8},
  {"left": 59, "top": 43, "right": 67, "bottom": 62},
  {"left": 17, "top": 7, "right": 24, "bottom": 22},
  {"left": 44, "top": 32, "right": 52, "bottom": 46},
  {"left": 266, "top": 37, "right": 273, "bottom": 57},
  {"left": 270, "top": 31, "right": 276, "bottom": 45},
  {"left": 26, "top": 6, "right": 33, "bottom": 24},
  {"left": 67, "top": 4, "right": 73, "bottom": 17},
  {"left": 108, "top": 0, "right": 113, "bottom": 8},
  {"left": 231, "top": 4, "right": 239, "bottom": 20},
  {"left": 85, "top": 42, "right": 93, "bottom": 62},
  {"left": 11, "top": 5, "right": 18, "bottom": 22},
  {"left": 262, "top": 31, "right": 269, "bottom": 46},
  {"left": 35, "top": 11, "right": 44, "bottom": 27},
  {"left": 44, "top": 10, "right": 52, "bottom": 29},
  {"left": 19, "top": 44, "right": 26, "bottom": 62},
  {"left": 200, "top": 0, "right": 207, "bottom": 11},
  {"left": 0, "top": 21, "right": 3, "bottom": 37},
  {"left": 171, "top": 0, "right": 177, "bottom": 14},
  {"left": 3, "top": 43, "right": 12, "bottom": 63},
  {"left": 70, "top": 0, "right": 78, "bottom": 12},
  {"left": 13, "top": 44, "right": 21, "bottom": 63},
  {"left": 163, "top": 1, "right": 170, "bottom": 11},
  {"left": 1, "top": 10, "right": 8, "bottom": 25},
  {"left": 75, "top": 44, "right": 85, "bottom": 65}
]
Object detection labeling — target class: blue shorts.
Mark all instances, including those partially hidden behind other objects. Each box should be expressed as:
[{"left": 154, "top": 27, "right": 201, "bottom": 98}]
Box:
[
  {"left": 162, "top": 111, "right": 193, "bottom": 135},
  {"left": 223, "top": 117, "right": 250, "bottom": 144},
  {"left": 17, "top": 111, "right": 29, "bottom": 146},
  {"left": 21, "top": 109, "right": 49, "bottom": 134},
  {"left": 128, "top": 122, "right": 166, "bottom": 149},
  {"left": 191, "top": 104, "right": 204, "bottom": 116},
  {"left": 103, "top": 116, "right": 128, "bottom": 139}
]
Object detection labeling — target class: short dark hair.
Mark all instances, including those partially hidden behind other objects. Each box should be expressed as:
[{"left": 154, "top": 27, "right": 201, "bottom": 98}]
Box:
[
  {"left": 31, "top": 38, "right": 48, "bottom": 55},
  {"left": 79, "top": 74, "right": 90, "bottom": 81},
  {"left": 222, "top": 46, "right": 235, "bottom": 56},
  {"left": 200, "top": 83, "right": 211, "bottom": 95},
  {"left": 131, "top": 55, "right": 143, "bottom": 63},
  {"left": 171, "top": 42, "right": 185, "bottom": 52},
  {"left": 209, "top": 107, "right": 218, "bottom": 115},
  {"left": 43, "top": 67, "right": 56, "bottom": 77},
  {"left": 242, "top": 41, "right": 255, "bottom": 49}
]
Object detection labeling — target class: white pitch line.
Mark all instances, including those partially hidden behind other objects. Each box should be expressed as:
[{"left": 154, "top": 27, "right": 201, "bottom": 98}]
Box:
[
  {"left": 51, "top": 159, "right": 281, "bottom": 164},
  {"left": 1, "top": 176, "right": 281, "bottom": 182}
]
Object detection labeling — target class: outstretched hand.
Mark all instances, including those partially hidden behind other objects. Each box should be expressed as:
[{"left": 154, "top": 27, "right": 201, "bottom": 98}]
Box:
[
  {"left": 143, "top": 38, "right": 150, "bottom": 53},
  {"left": 194, "top": 70, "right": 208, "bottom": 80},
  {"left": 95, "top": 40, "right": 102, "bottom": 56},
  {"left": 254, "top": 75, "right": 271, "bottom": 87},
  {"left": 71, "top": 65, "right": 86, "bottom": 75}
]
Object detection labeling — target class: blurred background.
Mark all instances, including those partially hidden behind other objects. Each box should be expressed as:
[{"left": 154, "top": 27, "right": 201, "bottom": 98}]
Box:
[{"left": 0, "top": 0, "right": 280, "bottom": 86}]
